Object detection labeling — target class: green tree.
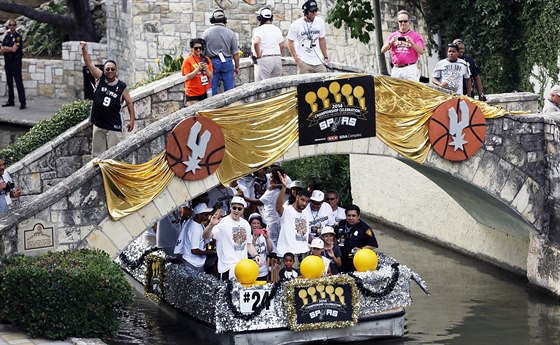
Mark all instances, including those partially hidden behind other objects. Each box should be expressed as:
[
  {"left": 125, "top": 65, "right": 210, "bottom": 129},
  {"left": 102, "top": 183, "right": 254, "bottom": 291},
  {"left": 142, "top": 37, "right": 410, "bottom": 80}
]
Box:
[{"left": 283, "top": 155, "right": 352, "bottom": 206}]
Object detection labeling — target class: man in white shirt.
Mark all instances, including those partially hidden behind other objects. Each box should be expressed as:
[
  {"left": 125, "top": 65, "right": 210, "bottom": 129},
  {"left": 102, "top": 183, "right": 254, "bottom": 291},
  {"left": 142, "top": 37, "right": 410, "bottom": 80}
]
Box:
[
  {"left": 275, "top": 172, "right": 312, "bottom": 268},
  {"left": 174, "top": 203, "right": 214, "bottom": 272},
  {"left": 305, "top": 190, "right": 335, "bottom": 239},
  {"left": 326, "top": 190, "right": 346, "bottom": 224},
  {"left": 203, "top": 196, "right": 262, "bottom": 280},
  {"left": 252, "top": 7, "right": 284, "bottom": 81},
  {"left": 287, "top": 0, "right": 330, "bottom": 74},
  {"left": 0, "top": 159, "right": 20, "bottom": 214},
  {"left": 543, "top": 85, "right": 560, "bottom": 113}
]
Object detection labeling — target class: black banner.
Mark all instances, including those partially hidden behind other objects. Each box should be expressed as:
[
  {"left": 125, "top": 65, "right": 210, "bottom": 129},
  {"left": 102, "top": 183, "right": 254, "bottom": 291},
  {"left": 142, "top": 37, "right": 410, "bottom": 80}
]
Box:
[{"left": 297, "top": 76, "right": 376, "bottom": 146}]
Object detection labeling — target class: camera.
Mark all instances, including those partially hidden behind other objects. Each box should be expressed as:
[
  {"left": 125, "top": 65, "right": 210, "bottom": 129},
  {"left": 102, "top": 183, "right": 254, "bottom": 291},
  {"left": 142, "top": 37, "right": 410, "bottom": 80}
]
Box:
[
  {"left": 397, "top": 37, "right": 406, "bottom": 42},
  {"left": 4, "top": 181, "right": 14, "bottom": 193}
]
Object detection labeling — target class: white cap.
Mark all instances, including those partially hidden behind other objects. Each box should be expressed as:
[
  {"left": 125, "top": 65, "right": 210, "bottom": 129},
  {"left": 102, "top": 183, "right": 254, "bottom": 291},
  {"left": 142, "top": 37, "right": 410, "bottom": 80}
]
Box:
[
  {"left": 320, "top": 226, "right": 335, "bottom": 236},
  {"left": 310, "top": 238, "right": 324, "bottom": 249},
  {"left": 230, "top": 196, "right": 247, "bottom": 208},
  {"left": 248, "top": 213, "right": 262, "bottom": 222},
  {"left": 193, "top": 203, "right": 213, "bottom": 215},
  {"left": 289, "top": 180, "right": 303, "bottom": 189},
  {"left": 256, "top": 7, "right": 273, "bottom": 19},
  {"left": 310, "top": 190, "right": 325, "bottom": 202},
  {"left": 551, "top": 85, "right": 560, "bottom": 96}
]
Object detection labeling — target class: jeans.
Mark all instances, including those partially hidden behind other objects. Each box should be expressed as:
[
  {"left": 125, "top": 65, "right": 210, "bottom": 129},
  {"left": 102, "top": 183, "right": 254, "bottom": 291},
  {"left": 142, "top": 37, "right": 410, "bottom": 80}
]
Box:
[{"left": 210, "top": 56, "right": 234, "bottom": 95}]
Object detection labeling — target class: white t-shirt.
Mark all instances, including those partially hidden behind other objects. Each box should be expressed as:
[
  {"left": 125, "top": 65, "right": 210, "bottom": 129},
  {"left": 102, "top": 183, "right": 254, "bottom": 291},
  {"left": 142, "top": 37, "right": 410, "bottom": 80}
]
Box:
[
  {"left": 211, "top": 215, "right": 252, "bottom": 277},
  {"left": 287, "top": 16, "right": 326, "bottom": 66},
  {"left": 277, "top": 205, "right": 311, "bottom": 256},
  {"left": 433, "top": 58, "right": 471, "bottom": 95},
  {"left": 0, "top": 171, "right": 13, "bottom": 214},
  {"left": 176, "top": 219, "right": 208, "bottom": 268},
  {"left": 259, "top": 188, "right": 281, "bottom": 225},
  {"left": 332, "top": 206, "right": 346, "bottom": 223},
  {"left": 252, "top": 24, "right": 283, "bottom": 56},
  {"left": 305, "top": 202, "right": 335, "bottom": 238}
]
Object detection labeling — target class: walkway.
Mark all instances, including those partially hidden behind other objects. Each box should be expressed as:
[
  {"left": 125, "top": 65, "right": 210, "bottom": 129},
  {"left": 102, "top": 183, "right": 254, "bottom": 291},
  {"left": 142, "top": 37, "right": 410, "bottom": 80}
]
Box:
[{"left": 0, "top": 97, "right": 71, "bottom": 127}]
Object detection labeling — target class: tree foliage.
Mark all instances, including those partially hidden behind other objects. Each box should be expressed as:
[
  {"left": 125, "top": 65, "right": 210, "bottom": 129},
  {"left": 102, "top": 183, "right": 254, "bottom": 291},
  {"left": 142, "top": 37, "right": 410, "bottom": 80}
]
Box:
[
  {"left": 327, "top": 0, "right": 560, "bottom": 96},
  {"left": 0, "top": 0, "right": 98, "bottom": 42}
]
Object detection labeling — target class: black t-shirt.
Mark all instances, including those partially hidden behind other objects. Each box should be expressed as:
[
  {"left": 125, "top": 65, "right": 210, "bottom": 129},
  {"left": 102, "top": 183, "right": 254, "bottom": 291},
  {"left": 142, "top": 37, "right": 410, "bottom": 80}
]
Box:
[{"left": 90, "top": 76, "right": 127, "bottom": 132}]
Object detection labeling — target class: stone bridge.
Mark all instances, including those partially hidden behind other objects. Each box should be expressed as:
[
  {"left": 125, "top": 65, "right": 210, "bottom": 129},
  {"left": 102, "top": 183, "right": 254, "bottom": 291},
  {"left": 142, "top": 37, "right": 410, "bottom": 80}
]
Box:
[{"left": 2, "top": 70, "right": 560, "bottom": 295}]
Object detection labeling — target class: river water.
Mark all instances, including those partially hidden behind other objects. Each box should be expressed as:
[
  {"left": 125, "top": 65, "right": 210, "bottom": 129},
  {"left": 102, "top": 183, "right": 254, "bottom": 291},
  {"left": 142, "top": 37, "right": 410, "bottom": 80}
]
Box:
[{"left": 106, "top": 220, "right": 560, "bottom": 345}]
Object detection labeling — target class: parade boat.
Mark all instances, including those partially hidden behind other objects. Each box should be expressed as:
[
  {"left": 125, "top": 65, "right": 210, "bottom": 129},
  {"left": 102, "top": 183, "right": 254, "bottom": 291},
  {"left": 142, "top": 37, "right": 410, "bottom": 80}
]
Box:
[{"left": 118, "top": 238, "right": 429, "bottom": 345}]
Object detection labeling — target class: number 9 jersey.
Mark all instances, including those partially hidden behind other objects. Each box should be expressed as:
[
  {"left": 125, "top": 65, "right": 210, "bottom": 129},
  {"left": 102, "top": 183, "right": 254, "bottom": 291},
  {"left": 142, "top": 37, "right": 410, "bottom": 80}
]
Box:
[{"left": 90, "top": 76, "right": 128, "bottom": 132}]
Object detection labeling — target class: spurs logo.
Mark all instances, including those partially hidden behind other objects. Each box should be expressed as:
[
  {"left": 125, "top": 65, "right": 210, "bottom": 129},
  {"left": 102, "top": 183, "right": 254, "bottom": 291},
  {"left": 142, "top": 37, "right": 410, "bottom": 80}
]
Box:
[
  {"left": 183, "top": 121, "right": 211, "bottom": 174},
  {"left": 448, "top": 100, "right": 469, "bottom": 151}
]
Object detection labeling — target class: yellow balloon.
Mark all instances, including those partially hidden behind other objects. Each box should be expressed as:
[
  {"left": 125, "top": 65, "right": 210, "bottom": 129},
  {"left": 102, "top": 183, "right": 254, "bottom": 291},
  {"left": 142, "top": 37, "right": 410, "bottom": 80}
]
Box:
[
  {"left": 234, "top": 259, "right": 259, "bottom": 284},
  {"left": 300, "top": 255, "right": 324, "bottom": 279},
  {"left": 353, "top": 248, "right": 378, "bottom": 272}
]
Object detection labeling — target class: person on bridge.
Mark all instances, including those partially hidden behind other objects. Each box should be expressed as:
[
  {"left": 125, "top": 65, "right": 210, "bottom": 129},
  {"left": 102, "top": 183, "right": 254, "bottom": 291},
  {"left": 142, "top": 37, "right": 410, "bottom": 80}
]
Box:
[
  {"left": 380, "top": 10, "right": 426, "bottom": 82},
  {"left": 80, "top": 41, "right": 135, "bottom": 157},
  {"left": 334, "top": 204, "right": 378, "bottom": 273},
  {"left": 1, "top": 19, "right": 26, "bottom": 110},
  {"left": 0, "top": 158, "right": 20, "bottom": 214},
  {"left": 203, "top": 196, "right": 262, "bottom": 280},
  {"left": 452, "top": 39, "right": 487, "bottom": 101},
  {"left": 252, "top": 7, "right": 284, "bottom": 81},
  {"left": 543, "top": 85, "right": 560, "bottom": 113},
  {"left": 432, "top": 43, "right": 472, "bottom": 96},
  {"left": 287, "top": 0, "right": 330, "bottom": 74},
  {"left": 182, "top": 38, "right": 213, "bottom": 106},
  {"left": 202, "top": 9, "right": 240, "bottom": 96}
]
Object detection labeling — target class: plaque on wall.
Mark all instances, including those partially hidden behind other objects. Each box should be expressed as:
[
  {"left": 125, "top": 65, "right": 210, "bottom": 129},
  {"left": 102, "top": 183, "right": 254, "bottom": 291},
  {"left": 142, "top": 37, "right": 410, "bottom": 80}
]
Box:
[{"left": 18, "top": 219, "right": 57, "bottom": 255}]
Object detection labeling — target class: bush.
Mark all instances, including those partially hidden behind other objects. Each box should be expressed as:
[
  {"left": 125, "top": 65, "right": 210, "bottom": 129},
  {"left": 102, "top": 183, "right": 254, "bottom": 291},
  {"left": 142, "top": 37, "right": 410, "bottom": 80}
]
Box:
[
  {"left": 0, "top": 99, "right": 92, "bottom": 167},
  {"left": 0, "top": 249, "right": 133, "bottom": 339},
  {"left": 24, "top": 2, "right": 68, "bottom": 58}
]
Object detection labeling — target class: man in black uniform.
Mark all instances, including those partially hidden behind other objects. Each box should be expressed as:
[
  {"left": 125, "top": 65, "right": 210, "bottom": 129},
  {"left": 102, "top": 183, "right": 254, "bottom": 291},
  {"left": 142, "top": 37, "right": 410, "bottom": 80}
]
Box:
[
  {"left": 335, "top": 204, "right": 378, "bottom": 273},
  {"left": 1, "top": 19, "right": 26, "bottom": 110},
  {"left": 80, "top": 41, "right": 135, "bottom": 157}
]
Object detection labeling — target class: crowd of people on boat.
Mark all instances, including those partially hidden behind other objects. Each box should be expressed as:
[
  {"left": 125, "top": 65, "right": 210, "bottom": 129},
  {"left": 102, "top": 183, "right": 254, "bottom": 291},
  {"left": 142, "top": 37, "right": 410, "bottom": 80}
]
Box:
[{"left": 149, "top": 165, "right": 379, "bottom": 282}]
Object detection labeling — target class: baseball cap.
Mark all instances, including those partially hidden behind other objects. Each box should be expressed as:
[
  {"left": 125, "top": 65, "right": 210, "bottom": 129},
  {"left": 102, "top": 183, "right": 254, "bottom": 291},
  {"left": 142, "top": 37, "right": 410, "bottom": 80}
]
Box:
[
  {"left": 310, "top": 190, "right": 325, "bottom": 202},
  {"left": 320, "top": 226, "right": 335, "bottom": 236},
  {"left": 551, "top": 85, "right": 560, "bottom": 96},
  {"left": 256, "top": 7, "right": 273, "bottom": 19},
  {"left": 193, "top": 203, "right": 213, "bottom": 214},
  {"left": 230, "top": 196, "right": 247, "bottom": 208},
  {"left": 310, "top": 238, "right": 324, "bottom": 249},
  {"left": 212, "top": 9, "right": 225, "bottom": 19},
  {"left": 289, "top": 180, "right": 303, "bottom": 189},
  {"left": 304, "top": 0, "right": 319, "bottom": 12},
  {"left": 248, "top": 213, "right": 262, "bottom": 222}
]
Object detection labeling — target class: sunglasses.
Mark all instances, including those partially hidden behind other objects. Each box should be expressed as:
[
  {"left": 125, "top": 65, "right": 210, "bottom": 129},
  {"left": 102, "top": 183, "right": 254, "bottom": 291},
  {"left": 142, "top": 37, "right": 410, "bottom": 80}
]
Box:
[
  {"left": 311, "top": 201, "right": 322, "bottom": 205},
  {"left": 398, "top": 20, "right": 409, "bottom": 23},
  {"left": 193, "top": 46, "right": 203, "bottom": 50},
  {"left": 105, "top": 68, "right": 116, "bottom": 72},
  {"left": 231, "top": 206, "right": 243, "bottom": 212}
]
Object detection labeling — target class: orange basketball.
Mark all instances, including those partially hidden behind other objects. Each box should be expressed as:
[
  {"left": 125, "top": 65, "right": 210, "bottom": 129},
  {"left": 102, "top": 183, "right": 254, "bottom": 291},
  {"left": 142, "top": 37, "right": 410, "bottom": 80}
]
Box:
[
  {"left": 166, "top": 115, "right": 225, "bottom": 180},
  {"left": 428, "top": 98, "right": 486, "bottom": 161}
]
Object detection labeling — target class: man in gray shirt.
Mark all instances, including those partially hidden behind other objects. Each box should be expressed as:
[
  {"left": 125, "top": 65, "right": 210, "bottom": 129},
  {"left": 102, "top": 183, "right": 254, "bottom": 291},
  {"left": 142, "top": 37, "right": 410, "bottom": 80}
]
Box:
[{"left": 202, "top": 9, "right": 240, "bottom": 95}]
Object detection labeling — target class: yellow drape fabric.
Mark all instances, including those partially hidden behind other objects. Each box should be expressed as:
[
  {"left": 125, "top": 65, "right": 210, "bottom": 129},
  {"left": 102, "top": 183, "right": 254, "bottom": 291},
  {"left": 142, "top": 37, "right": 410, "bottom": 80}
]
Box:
[
  {"left": 95, "top": 151, "right": 174, "bottom": 220},
  {"left": 98, "top": 75, "right": 523, "bottom": 219}
]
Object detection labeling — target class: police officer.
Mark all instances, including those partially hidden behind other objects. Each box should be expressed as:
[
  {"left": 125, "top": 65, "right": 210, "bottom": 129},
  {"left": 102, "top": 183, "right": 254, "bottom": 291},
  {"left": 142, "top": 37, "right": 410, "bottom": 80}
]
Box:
[
  {"left": 1, "top": 19, "right": 26, "bottom": 110},
  {"left": 335, "top": 204, "right": 378, "bottom": 272}
]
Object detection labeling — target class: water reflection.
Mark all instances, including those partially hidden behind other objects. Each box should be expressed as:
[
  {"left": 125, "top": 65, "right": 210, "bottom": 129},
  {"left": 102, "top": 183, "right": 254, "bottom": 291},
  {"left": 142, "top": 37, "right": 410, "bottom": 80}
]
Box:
[{"left": 108, "top": 221, "right": 560, "bottom": 345}]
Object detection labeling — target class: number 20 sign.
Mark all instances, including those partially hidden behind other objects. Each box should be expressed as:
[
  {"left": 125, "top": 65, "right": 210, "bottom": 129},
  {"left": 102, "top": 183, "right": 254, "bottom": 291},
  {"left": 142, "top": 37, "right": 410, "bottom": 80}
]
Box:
[{"left": 239, "top": 288, "right": 275, "bottom": 314}]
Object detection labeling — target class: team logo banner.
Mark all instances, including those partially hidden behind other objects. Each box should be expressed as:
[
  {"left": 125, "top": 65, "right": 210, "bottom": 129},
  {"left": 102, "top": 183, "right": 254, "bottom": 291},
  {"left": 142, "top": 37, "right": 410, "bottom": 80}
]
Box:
[
  {"left": 285, "top": 275, "right": 359, "bottom": 331},
  {"left": 297, "top": 76, "right": 375, "bottom": 146}
]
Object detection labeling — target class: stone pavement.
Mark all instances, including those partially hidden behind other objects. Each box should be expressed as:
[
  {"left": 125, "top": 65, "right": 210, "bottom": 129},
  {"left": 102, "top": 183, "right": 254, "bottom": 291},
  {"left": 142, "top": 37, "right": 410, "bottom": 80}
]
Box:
[
  {"left": 0, "top": 97, "right": 72, "bottom": 127},
  {"left": 0, "top": 323, "right": 106, "bottom": 345}
]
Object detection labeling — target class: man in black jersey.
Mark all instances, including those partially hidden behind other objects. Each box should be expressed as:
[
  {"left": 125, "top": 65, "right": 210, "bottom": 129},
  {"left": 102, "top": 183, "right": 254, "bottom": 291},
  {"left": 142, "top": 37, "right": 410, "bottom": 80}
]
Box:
[{"left": 80, "top": 41, "right": 135, "bottom": 157}]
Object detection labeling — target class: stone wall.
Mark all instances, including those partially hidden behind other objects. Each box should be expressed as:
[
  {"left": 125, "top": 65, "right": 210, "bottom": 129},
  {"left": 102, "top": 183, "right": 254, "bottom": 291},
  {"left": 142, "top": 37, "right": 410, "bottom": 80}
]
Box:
[{"left": 106, "top": 0, "right": 435, "bottom": 85}]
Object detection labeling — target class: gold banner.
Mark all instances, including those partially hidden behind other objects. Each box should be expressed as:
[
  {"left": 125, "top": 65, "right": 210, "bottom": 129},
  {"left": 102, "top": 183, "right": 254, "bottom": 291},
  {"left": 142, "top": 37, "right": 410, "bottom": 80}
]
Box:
[
  {"left": 95, "top": 152, "right": 174, "bottom": 220},
  {"left": 98, "top": 75, "right": 522, "bottom": 219}
]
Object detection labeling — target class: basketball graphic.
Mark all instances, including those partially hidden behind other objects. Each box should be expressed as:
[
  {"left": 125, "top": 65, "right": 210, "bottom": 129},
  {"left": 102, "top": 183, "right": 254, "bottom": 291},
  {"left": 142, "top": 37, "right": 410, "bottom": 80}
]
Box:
[
  {"left": 428, "top": 98, "right": 486, "bottom": 161},
  {"left": 166, "top": 115, "right": 225, "bottom": 180}
]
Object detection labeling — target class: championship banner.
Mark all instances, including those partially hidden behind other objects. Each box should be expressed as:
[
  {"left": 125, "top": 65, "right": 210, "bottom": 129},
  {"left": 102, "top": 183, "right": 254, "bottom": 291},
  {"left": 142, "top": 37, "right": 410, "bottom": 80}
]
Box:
[
  {"left": 297, "top": 76, "right": 375, "bottom": 146},
  {"left": 285, "top": 275, "right": 359, "bottom": 331}
]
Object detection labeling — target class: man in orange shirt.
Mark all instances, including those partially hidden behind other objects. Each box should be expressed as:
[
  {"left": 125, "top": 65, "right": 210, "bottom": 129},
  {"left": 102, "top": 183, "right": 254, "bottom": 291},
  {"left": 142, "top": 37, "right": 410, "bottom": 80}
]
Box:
[{"left": 182, "top": 38, "right": 213, "bottom": 106}]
